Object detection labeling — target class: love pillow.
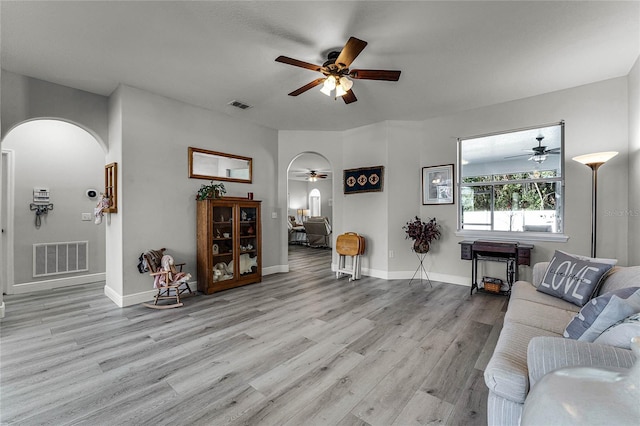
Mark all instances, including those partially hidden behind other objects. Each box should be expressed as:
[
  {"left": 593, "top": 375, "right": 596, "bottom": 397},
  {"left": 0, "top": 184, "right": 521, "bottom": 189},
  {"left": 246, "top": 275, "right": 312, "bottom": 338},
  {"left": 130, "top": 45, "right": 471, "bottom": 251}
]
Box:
[{"left": 537, "top": 250, "right": 614, "bottom": 306}]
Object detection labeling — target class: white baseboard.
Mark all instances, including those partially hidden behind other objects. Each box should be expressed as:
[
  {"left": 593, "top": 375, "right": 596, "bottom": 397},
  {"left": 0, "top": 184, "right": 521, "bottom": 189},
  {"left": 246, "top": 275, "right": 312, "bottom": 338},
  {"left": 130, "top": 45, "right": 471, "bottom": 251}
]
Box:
[
  {"left": 10, "top": 273, "right": 106, "bottom": 294},
  {"left": 104, "top": 282, "right": 171, "bottom": 308},
  {"left": 104, "top": 267, "right": 288, "bottom": 308},
  {"left": 331, "top": 263, "right": 470, "bottom": 287},
  {"left": 263, "top": 265, "right": 288, "bottom": 275}
]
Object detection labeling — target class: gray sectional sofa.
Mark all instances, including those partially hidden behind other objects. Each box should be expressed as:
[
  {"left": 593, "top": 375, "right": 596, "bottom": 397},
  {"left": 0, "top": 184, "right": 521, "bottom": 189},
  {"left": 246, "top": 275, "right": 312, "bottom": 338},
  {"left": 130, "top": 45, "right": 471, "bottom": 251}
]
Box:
[{"left": 484, "top": 261, "right": 640, "bottom": 425}]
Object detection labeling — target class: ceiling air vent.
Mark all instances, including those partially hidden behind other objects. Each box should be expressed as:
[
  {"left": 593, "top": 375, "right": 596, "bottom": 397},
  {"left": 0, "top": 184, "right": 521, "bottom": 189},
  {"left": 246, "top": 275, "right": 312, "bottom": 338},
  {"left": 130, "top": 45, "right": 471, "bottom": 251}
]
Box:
[{"left": 228, "top": 100, "right": 253, "bottom": 110}]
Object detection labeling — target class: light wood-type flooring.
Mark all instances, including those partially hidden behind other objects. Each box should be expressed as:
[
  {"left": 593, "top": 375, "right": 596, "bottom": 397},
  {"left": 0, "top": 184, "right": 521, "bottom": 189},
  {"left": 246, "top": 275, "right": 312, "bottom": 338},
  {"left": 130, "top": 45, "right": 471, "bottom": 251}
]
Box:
[{"left": 0, "top": 245, "right": 507, "bottom": 425}]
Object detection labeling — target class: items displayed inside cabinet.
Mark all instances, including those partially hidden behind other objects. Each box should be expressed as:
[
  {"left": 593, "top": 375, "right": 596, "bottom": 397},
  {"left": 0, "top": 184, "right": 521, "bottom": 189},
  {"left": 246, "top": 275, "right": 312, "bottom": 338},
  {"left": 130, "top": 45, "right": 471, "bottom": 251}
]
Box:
[
  {"left": 239, "top": 207, "right": 258, "bottom": 275},
  {"left": 212, "top": 205, "right": 234, "bottom": 282}
]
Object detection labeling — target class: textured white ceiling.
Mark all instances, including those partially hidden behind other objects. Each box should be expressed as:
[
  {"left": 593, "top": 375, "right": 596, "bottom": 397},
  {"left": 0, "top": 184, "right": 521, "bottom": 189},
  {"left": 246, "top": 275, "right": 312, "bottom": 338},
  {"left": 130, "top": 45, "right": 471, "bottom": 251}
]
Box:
[{"left": 2, "top": 1, "right": 639, "bottom": 131}]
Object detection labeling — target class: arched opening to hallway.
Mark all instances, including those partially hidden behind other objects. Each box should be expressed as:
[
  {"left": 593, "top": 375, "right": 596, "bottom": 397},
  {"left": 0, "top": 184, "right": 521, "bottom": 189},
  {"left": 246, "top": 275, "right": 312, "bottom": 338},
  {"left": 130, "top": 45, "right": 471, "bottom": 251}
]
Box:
[
  {"left": 1, "top": 119, "right": 106, "bottom": 296},
  {"left": 286, "top": 152, "right": 333, "bottom": 272}
]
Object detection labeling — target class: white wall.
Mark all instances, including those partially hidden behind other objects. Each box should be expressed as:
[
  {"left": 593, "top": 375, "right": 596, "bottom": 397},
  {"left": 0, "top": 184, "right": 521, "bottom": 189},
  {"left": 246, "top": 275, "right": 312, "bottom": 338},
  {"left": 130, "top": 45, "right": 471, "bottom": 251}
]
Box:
[
  {"left": 105, "top": 85, "right": 279, "bottom": 306},
  {"left": 342, "top": 122, "right": 389, "bottom": 275},
  {"left": 1, "top": 120, "right": 106, "bottom": 293},
  {"left": 385, "top": 122, "right": 425, "bottom": 276},
  {"left": 287, "top": 180, "right": 308, "bottom": 217},
  {"left": 0, "top": 71, "right": 109, "bottom": 314},
  {"left": 1, "top": 71, "right": 109, "bottom": 146},
  {"left": 279, "top": 77, "right": 631, "bottom": 286},
  {"left": 415, "top": 77, "right": 630, "bottom": 287},
  {"left": 104, "top": 86, "right": 124, "bottom": 301},
  {"left": 1, "top": 67, "right": 635, "bottom": 311},
  {"left": 629, "top": 56, "right": 640, "bottom": 266}
]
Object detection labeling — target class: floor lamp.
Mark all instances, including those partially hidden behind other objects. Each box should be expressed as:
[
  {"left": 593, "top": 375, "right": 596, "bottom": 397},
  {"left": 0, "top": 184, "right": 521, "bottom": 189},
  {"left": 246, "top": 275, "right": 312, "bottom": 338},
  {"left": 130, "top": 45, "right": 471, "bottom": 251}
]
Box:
[{"left": 572, "top": 151, "right": 618, "bottom": 258}]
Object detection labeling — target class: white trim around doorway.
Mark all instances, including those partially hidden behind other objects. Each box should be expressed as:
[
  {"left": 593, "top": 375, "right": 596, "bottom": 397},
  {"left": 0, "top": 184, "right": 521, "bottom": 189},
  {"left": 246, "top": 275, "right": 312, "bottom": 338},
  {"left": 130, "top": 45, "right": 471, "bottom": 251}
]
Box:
[{"left": 1, "top": 150, "right": 15, "bottom": 296}]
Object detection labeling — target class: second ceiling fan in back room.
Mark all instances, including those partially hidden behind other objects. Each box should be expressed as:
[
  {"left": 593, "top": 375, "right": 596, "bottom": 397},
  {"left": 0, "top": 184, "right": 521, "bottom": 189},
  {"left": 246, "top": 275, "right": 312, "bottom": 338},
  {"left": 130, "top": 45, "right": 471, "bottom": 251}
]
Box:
[
  {"left": 275, "top": 36, "right": 401, "bottom": 104},
  {"left": 505, "top": 136, "right": 561, "bottom": 164},
  {"left": 295, "top": 170, "right": 329, "bottom": 182}
]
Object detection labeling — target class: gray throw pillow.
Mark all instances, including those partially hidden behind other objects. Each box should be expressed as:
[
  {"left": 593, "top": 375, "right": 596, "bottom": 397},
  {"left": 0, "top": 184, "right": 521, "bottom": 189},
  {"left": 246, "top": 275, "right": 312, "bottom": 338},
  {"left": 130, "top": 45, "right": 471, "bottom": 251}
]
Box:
[
  {"left": 537, "top": 250, "right": 614, "bottom": 306},
  {"left": 593, "top": 313, "right": 640, "bottom": 349},
  {"left": 563, "top": 287, "right": 640, "bottom": 341}
]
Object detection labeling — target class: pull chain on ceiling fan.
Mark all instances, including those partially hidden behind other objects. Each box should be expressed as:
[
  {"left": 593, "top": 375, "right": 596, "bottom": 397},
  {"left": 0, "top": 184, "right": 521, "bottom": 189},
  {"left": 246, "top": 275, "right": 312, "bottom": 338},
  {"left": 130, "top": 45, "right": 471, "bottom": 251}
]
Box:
[{"left": 275, "top": 36, "right": 401, "bottom": 104}]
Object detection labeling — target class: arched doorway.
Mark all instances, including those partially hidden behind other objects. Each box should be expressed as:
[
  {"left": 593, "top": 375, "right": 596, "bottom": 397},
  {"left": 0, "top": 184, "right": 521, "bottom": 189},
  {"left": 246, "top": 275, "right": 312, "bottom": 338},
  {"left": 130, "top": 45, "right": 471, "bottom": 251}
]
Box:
[
  {"left": 1, "top": 119, "right": 106, "bottom": 296},
  {"left": 287, "top": 152, "right": 333, "bottom": 270}
]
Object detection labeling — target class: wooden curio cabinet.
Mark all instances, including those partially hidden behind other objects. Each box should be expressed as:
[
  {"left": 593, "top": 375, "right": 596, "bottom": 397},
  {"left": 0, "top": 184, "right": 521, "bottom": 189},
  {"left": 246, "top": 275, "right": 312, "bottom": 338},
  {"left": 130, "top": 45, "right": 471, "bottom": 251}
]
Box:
[{"left": 196, "top": 197, "right": 262, "bottom": 294}]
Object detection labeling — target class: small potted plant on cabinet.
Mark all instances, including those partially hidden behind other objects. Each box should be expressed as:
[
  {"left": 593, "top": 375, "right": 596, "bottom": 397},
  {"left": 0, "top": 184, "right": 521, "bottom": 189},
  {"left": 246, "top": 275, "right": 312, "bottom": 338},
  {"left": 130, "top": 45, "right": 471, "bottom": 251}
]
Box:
[{"left": 196, "top": 181, "right": 227, "bottom": 200}]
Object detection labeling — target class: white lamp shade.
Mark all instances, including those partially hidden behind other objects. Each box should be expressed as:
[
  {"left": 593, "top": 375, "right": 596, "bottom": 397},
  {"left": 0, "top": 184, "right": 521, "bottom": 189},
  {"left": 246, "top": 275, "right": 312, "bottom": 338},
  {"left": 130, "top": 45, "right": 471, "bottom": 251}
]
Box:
[
  {"left": 320, "top": 85, "right": 332, "bottom": 96},
  {"left": 339, "top": 76, "right": 353, "bottom": 91},
  {"left": 335, "top": 84, "right": 347, "bottom": 97},
  {"left": 324, "top": 75, "right": 336, "bottom": 90},
  {"left": 572, "top": 151, "right": 618, "bottom": 165}
]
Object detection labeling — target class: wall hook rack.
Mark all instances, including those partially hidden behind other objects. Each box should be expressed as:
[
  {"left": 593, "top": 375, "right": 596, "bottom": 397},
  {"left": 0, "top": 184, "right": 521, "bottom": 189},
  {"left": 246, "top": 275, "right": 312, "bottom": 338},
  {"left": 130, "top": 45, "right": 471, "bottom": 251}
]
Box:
[{"left": 30, "top": 203, "right": 54, "bottom": 228}]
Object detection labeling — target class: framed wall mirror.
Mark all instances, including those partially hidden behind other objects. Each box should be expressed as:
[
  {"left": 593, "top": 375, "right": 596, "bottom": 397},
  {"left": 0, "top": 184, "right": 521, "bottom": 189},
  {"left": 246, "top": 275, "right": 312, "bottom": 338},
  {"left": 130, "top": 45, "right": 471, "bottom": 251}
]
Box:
[{"left": 188, "top": 147, "right": 252, "bottom": 183}]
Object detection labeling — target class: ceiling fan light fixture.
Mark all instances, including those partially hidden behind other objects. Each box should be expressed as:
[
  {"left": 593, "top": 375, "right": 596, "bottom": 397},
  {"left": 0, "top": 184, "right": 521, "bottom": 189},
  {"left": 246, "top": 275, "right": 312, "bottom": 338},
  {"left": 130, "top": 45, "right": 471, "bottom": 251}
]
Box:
[
  {"left": 532, "top": 154, "right": 547, "bottom": 164},
  {"left": 324, "top": 75, "right": 336, "bottom": 90},
  {"left": 320, "top": 85, "right": 332, "bottom": 96},
  {"left": 335, "top": 84, "right": 347, "bottom": 97}
]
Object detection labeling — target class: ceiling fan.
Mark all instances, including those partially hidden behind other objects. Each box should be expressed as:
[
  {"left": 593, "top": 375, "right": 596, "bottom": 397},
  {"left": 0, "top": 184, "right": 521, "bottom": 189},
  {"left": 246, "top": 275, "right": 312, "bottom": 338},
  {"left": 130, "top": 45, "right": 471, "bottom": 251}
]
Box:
[
  {"left": 275, "top": 36, "right": 401, "bottom": 104},
  {"left": 295, "top": 170, "right": 329, "bottom": 181},
  {"left": 505, "top": 136, "right": 560, "bottom": 164}
]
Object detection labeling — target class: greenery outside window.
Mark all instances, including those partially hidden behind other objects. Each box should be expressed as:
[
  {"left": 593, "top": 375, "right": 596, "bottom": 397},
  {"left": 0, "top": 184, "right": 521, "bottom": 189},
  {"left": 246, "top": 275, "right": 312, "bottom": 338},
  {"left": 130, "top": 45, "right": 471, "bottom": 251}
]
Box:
[{"left": 458, "top": 122, "right": 564, "bottom": 235}]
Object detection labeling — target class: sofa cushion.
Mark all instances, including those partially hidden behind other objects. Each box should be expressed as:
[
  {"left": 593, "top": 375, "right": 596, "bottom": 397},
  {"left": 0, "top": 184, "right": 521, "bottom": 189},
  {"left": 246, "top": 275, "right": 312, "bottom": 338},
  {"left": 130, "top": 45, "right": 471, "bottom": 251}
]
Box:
[
  {"left": 484, "top": 321, "right": 559, "bottom": 404},
  {"left": 593, "top": 313, "right": 640, "bottom": 349},
  {"left": 487, "top": 391, "right": 523, "bottom": 426},
  {"left": 598, "top": 265, "right": 640, "bottom": 295},
  {"left": 537, "top": 250, "right": 614, "bottom": 306},
  {"left": 563, "top": 287, "right": 640, "bottom": 341},
  {"left": 505, "top": 299, "right": 577, "bottom": 335},
  {"left": 511, "top": 281, "right": 582, "bottom": 312},
  {"left": 527, "top": 336, "right": 636, "bottom": 388}
]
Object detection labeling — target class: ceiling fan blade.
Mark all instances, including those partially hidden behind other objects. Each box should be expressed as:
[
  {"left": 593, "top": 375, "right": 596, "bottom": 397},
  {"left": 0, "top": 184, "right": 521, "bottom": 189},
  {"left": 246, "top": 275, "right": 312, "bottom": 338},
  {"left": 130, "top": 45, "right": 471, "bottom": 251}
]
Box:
[
  {"left": 504, "top": 153, "right": 533, "bottom": 159},
  {"left": 342, "top": 89, "right": 357, "bottom": 104},
  {"left": 335, "top": 37, "right": 368, "bottom": 69},
  {"left": 546, "top": 148, "right": 561, "bottom": 154},
  {"left": 288, "top": 78, "right": 326, "bottom": 96},
  {"left": 350, "top": 69, "right": 401, "bottom": 81},
  {"left": 275, "top": 56, "right": 323, "bottom": 72}
]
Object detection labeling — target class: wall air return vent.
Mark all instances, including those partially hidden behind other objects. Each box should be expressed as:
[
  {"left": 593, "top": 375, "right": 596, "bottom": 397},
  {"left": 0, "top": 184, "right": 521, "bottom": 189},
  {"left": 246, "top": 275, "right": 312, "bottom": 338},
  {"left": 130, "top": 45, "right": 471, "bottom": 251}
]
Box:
[
  {"left": 228, "top": 100, "right": 253, "bottom": 110},
  {"left": 33, "top": 241, "right": 89, "bottom": 277}
]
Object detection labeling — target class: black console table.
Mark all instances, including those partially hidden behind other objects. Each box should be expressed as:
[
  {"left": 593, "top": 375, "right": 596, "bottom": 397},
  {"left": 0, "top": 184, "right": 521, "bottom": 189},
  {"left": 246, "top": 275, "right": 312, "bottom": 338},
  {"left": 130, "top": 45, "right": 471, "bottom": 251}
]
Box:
[{"left": 459, "top": 240, "right": 534, "bottom": 295}]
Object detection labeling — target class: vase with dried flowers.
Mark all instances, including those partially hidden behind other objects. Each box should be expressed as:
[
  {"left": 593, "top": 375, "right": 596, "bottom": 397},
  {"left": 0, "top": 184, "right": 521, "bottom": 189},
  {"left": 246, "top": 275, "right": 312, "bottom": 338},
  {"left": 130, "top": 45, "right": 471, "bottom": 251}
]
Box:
[{"left": 403, "top": 216, "right": 441, "bottom": 253}]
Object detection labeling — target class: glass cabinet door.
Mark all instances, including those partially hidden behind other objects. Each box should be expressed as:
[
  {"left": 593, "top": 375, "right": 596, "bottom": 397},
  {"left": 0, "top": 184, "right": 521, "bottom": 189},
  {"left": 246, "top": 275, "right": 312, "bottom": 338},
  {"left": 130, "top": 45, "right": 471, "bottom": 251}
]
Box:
[
  {"left": 238, "top": 206, "right": 259, "bottom": 276},
  {"left": 212, "top": 205, "right": 235, "bottom": 282}
]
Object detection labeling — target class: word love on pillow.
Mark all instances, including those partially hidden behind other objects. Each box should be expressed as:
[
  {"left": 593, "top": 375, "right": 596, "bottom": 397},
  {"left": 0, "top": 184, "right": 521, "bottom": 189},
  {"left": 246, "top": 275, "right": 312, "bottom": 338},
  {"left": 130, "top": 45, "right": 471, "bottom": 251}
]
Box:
[{"left": 538, "top": 251, "right": 614, "bottom": 306}]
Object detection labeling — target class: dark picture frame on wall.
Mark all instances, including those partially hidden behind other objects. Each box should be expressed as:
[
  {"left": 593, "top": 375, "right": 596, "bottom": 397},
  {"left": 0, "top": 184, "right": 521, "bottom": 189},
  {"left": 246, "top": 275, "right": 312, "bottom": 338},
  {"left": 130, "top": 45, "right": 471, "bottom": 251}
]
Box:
[
  {"left": 422, "top": 164, "right": 454, "bottom": 205},
  {"left": 343, "top": 165, "right": 384, "bottom": 194}
]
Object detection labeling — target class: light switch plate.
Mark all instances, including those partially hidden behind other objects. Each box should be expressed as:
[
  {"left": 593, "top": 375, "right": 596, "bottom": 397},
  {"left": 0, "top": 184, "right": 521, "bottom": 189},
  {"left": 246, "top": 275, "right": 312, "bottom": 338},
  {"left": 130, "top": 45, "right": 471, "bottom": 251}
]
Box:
[
  {"left": 81, "top": 213, "right": 92, "bottom": 221},
  {"left": 271, "top": 212, "right": 278, "bottom": 219}
]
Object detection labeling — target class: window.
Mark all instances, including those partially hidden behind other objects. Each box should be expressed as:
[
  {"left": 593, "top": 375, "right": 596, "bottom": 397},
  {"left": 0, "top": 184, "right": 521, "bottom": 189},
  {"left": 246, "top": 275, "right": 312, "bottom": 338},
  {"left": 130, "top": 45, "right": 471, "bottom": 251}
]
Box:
[
  {"left": 458, "top": 122, "right": 564, "bottom": 234},
  {"left": 309, "top": 188, "right": 321, "bottom": 217}
]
